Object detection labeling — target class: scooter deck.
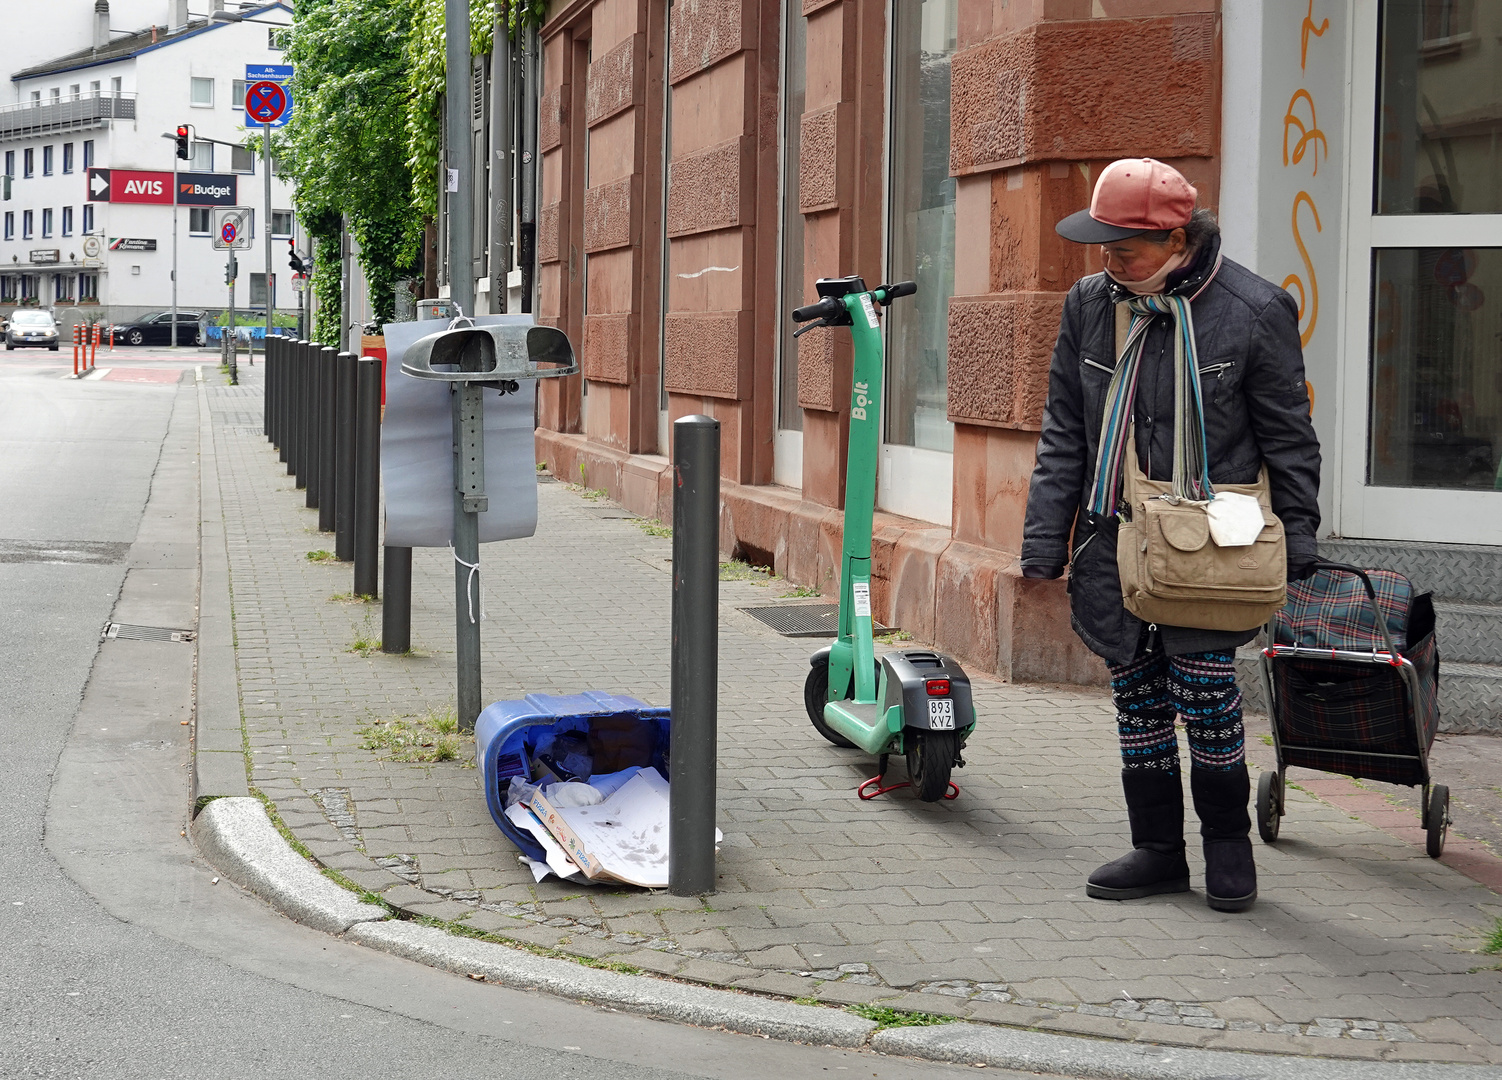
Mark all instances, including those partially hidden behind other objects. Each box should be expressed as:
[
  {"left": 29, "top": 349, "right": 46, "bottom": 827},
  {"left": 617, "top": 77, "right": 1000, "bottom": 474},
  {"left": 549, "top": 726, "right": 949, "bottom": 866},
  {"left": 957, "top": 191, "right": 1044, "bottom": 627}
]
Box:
[{"left": 823, "top": 699, "right": 894, "bottom": 756}]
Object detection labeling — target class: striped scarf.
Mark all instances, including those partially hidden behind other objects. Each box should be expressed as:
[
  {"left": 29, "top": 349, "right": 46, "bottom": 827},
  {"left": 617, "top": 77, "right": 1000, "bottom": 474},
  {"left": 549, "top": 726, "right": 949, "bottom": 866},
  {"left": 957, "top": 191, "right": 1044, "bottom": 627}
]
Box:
[{"left": 1087, "top": 292, "right": 1213, "bottom": 517}]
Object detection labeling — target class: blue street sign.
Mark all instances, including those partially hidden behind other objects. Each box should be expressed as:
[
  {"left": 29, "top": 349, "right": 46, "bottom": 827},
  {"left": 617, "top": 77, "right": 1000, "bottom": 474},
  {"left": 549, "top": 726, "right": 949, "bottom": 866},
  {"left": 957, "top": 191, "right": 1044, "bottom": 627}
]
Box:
[
  {"left": 245, "top": 64, "right": 294, "bottom": 128},
  {"left": 246, "top": 80, "right": 288, "bottom": 124}
]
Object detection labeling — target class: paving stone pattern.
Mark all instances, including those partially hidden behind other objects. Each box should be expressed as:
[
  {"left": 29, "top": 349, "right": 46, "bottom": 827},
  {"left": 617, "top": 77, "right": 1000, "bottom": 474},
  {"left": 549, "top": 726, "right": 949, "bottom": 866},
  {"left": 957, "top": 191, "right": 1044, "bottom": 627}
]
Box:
[{"left": 206, "top": 372, "right": 1502, "bottom": 1065}]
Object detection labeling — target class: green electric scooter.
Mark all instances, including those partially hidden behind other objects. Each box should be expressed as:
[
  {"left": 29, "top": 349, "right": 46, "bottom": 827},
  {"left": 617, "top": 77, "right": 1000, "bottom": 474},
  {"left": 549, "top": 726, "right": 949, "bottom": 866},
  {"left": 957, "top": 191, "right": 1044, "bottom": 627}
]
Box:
[{"left": 791, "top": 276, "right": 977, "bottom": 802}]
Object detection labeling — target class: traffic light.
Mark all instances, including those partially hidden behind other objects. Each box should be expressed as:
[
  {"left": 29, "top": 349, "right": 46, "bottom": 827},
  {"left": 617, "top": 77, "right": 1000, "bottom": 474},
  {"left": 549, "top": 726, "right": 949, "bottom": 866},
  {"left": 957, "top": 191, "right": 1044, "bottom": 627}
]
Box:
[
  {"left": 175, "top": 125, "right": 190, "bottom": 160},
  {"left": 287, "top": 239, "right": 306, "bottom": 275}
]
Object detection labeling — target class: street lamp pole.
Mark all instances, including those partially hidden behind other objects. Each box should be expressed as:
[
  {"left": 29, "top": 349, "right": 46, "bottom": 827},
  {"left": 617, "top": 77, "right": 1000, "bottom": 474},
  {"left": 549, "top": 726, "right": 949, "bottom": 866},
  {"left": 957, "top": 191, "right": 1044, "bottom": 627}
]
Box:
[
  {"left": 264, "top": 120, "right": 274, "bottom": 350},
  {"left": 170, "top": 141, "right": 178, "bottom": 350}
]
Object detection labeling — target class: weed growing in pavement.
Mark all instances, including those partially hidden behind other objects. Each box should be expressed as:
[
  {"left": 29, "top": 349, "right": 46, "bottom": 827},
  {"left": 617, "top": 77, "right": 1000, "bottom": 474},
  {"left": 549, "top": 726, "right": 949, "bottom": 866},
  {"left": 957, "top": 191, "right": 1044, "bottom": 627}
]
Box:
[
  {"left": 306, "top": 549, "right": 337, "bottom": 563},
  {"left": 875, "top": 629, "right": 914, "bottom": 645},
  {"left": 792, "top": 996, "right": 820, "bottom": 1007},
  {"left": 358, "top": 705, "right": 462, "bottom": 763},
  {"left": 845, "top": 1004, "right": 954, "bottom": 1030},
  {"left": 631, "top": 517, "right": 672, "bottom": 538},
  {"left": 348, "top": 612, "right": 381, "bottom": 654},
  {"left": 565, "top": 482, "right": 609, "bottom": 502},
  {"left": 1485, "top": 918, "right": 1502, "bottom": 955},
  {"left": 780, "top": 583, "right": 820, "bottom": 598},
  {"left": 719, "top": 559, "right": 773, "bottom": 583},
  {"left": 329, "top": 592, "right": 377, "bottom": 604}
]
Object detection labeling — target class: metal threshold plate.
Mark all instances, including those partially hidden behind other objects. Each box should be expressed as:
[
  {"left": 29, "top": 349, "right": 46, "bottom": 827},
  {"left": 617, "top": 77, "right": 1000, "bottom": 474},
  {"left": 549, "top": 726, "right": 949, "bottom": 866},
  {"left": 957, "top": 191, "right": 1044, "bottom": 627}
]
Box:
[
  {"left": 739, "top": 603, "right": 893, "bottom": 638},
  {"left": 103, "top": 622, "right": 196, "bottom": 643}
]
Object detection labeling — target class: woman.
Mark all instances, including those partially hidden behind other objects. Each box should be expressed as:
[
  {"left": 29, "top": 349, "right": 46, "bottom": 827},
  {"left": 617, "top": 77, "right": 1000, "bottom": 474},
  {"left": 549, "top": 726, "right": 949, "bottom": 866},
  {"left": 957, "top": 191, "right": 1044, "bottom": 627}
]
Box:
[{"left": 1022, "top": 159, "right": 1321, "bottom": 912}]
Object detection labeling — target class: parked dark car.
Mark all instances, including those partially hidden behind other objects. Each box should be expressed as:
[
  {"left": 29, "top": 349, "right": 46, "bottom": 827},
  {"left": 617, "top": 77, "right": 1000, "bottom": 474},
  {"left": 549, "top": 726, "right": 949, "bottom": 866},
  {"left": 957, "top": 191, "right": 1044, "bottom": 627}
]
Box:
[
  {"left": 111, "top": 311, "right": 205, "bottom": 346},
  {"left": 6, "top": 308, "right": 59, "bottom": 350}
]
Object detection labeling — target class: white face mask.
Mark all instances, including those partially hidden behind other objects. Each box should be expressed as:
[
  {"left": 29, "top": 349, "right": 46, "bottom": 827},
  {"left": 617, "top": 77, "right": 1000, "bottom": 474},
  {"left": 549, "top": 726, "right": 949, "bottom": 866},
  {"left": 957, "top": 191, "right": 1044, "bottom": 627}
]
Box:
[{"left": 1104, "top": 247, "right": 1191, "bottom": 295}]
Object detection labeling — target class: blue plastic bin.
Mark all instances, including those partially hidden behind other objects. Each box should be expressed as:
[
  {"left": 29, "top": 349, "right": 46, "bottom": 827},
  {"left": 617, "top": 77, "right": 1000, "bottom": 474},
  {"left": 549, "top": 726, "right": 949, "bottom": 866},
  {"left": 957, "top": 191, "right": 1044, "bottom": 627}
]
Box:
[{"left": 475, "top": 691, "right": 671, "bottom": 860}]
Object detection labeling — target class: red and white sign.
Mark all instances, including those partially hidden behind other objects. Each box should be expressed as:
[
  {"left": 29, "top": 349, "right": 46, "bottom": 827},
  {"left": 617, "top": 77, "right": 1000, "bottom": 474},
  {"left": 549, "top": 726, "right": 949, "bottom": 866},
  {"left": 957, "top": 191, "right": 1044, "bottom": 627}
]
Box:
[{"left": 87, "top": 167, "right": 174, "bottom": 205}]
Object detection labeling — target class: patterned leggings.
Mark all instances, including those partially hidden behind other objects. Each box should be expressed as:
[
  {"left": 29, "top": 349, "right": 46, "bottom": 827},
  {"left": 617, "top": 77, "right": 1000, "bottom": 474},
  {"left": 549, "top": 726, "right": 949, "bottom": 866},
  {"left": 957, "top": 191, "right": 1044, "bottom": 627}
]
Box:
[{"left": 1108, "top": 649, "right": 1244, "bottom": 773}]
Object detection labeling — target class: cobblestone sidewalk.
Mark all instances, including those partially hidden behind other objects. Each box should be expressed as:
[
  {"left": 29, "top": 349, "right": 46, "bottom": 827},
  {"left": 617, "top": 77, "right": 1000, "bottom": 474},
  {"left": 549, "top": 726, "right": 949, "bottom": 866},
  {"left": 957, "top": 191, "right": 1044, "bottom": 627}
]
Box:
[{"left": 204, "top": 370, "right": 1502, "bottom": 1066}]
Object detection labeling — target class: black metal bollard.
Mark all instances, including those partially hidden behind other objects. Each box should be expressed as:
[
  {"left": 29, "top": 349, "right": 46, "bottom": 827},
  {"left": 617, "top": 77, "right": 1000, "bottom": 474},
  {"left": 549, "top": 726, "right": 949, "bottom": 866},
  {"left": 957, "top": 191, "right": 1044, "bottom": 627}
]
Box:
[
  {"left": 668, "top": 414, "right": 720, "bottom": 897},
  {"left": 305, "top": 346, "right": 330, "bottom": 509},
  {"left": 382, "top": 546, "right": 412, "bottom": 654},
  {"left": 353, "top": 356, "right": 381, "bottom": 598},
  {"left": 318, "top": 348, "right": 337, "bottom": 532},
  {"left": 334, "top": 352, "right": 358, "bottom": 561},
  {"left": 290, "top": 340, "right": 307, "bottom": 479},
  {"left": 264, "top": 335, "right": 276, "bottom": 441}
]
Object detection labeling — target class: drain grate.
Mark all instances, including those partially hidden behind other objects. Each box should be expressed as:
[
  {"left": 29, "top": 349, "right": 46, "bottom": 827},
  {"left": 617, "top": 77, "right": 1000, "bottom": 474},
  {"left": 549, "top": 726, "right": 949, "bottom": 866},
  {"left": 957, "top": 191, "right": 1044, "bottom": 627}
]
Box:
[
  {"left": 102, "top": 622, "right": 196, "bottom": 643},
  {"left": 739, "top": 603, "right": 894, "bottom": 638}
]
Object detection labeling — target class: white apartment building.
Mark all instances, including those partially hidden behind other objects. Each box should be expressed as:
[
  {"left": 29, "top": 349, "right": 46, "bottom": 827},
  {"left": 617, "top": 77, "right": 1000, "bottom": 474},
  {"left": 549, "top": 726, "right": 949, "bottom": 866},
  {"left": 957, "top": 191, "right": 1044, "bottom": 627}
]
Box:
[{"left": 0, "top": 0, "right": 297, "bottom": 326}]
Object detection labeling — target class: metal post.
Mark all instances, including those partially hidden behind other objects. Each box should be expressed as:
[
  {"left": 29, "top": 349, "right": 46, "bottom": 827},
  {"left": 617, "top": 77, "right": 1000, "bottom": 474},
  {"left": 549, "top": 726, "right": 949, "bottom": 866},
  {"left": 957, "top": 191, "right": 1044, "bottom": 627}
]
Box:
[
  {"left": 293, "top": 343, "right": 309, "bottom": 489},
  {"left": 446, "top": 0, "right": 482, "bottom": 731},
  {"left": 318, "top": 347, "right": 337, "bottom": 530},
  {"left": 264, "top": 335, "right": 275, "bottom": 441},
  {"left": 488, "top": 15, "right": 514, "bottom": 313},
  {"left": 335, "top": 351, "right": 358, "bottom": 561},
  {"left": 170, "top": 147, "right": 179, "bottom": 351},
  {"left": 341, "top": 218, "right": 353, "bottom": 354},
  {"left": 227, "top": 252, "right": 238, "bottom": 385},
  {"left": 668, "top": 415, "right": 720, "bottom": 897},
  {"left": 264, "top": 120, "right": 275, "bottom": 350},
  {"left": 382, "top": 545, "right": 412, "bottom": 654},
  {"left": 518, "top": 24, "right": 538, "bottom": 313},
  {"left": 354, "top": 356, "right": 381, "bottom": 598}
]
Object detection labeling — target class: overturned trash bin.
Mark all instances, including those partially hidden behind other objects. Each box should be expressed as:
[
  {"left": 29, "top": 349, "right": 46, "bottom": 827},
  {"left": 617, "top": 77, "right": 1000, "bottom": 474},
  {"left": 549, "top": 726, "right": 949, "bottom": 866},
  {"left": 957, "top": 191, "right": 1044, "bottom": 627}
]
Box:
[{"left": 477, "top": 692, "right": 673, "bottom": 883}]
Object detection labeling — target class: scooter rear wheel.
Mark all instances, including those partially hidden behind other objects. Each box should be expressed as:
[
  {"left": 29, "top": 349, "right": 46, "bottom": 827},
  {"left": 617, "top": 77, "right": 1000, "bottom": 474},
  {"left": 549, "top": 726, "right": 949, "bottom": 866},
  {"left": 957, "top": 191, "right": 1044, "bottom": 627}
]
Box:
[
  {"left": 906, "top": 729, "right": 958, "bottom": 802},
  {"left": 804, "top": 656, "right": 877, "bottom": 749}
]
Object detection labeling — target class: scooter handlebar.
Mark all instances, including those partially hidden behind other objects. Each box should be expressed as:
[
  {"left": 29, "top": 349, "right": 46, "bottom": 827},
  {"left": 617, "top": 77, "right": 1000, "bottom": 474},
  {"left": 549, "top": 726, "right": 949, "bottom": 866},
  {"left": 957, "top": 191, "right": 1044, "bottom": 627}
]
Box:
[
  {"left": 791, "top": 297, "right": 841, "bottom": 323},
  {"left": 880, "top": 280, "right": 917, "bottom": 301}
]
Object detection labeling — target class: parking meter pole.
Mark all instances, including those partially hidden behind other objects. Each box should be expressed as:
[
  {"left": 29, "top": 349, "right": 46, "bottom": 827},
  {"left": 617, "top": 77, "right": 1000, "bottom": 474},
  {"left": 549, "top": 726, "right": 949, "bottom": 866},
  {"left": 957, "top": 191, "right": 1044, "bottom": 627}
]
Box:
[
  {"left": 354, "top": 357, "right": 381, "bottom": 598},
  {"left": 382, "top": 545, "right": 412, "bottom": 654},
  {"left": 317, "top": 348, "right": 337, "bottom": 528},
  {"left": 334, "top": 351, "right": 357, "bottom": 561},
  {"left": 669, "top": 415, "right": 720, "bottom": 897}
]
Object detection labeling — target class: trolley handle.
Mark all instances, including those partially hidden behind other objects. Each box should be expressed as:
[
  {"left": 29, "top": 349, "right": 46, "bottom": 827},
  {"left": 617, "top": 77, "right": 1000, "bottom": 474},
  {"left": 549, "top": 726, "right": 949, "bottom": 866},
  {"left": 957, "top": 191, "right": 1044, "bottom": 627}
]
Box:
[{"left": 1310, "top": 560, "right": 1402, "bottom": 659}]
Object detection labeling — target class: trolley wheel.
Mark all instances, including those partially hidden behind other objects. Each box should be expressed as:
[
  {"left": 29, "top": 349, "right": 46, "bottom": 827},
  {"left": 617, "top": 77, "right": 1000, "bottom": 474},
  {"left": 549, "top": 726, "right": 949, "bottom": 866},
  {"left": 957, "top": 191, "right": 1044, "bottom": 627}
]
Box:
[
  {"left": 1426, "top": 784, "right": 1449, "bottom": 859},
  {"left": 906, "top": 729, "right": 958, "bottom": 803},
  {"left": 1256, "top": 770, "right": 1282, "bottom": 843}
]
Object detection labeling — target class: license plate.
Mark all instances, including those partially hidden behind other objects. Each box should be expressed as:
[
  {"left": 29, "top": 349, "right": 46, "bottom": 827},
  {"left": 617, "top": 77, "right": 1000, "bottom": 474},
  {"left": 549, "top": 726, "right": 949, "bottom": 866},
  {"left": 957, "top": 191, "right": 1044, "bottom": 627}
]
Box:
[{"left": 927, "top": 698, "right": 955, "bottom": 729}]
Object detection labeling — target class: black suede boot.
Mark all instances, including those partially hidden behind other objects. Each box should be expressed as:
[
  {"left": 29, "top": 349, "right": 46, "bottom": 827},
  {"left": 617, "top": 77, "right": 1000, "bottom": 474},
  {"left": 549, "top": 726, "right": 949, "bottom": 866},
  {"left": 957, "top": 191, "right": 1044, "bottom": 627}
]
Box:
[
  {"left": 1086, "top": 769, "right": 1191, "bottom": 900},
  {"left": 1191, "top": 765, "right": 1258, "bottom": 912}
]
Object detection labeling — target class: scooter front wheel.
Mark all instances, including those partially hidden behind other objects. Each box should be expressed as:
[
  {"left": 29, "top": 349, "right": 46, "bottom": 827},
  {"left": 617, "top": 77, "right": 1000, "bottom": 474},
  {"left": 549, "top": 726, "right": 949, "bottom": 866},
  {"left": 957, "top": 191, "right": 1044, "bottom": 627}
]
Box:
[
  {"left": 906, "top": 729, "right": 958, "bottom": 802},
  {"left": 803, "top": 656, "right": 876, "bottom": 749}
]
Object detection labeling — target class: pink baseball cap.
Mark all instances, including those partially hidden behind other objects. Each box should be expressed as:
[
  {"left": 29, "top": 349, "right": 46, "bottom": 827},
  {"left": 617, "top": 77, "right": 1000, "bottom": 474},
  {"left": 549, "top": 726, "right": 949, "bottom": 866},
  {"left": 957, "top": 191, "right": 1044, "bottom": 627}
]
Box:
[{"left": 1055, "top": 158, "right": 1197, "bottom": 244}]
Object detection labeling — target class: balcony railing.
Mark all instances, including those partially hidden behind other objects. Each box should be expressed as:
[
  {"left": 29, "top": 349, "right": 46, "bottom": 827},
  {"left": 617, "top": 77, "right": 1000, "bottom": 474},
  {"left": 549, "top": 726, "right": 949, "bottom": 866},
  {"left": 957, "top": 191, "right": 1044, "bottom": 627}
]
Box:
[{"left": 0, "top": 93, "right": 136, "bottom": 141}]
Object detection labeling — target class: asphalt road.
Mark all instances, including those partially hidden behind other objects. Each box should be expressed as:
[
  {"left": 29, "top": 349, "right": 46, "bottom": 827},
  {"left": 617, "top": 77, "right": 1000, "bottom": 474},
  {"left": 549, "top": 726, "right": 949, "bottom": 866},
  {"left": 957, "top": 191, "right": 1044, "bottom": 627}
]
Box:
[{"left": 0, "top": 354, "right": 1030, "bottom": 1080}]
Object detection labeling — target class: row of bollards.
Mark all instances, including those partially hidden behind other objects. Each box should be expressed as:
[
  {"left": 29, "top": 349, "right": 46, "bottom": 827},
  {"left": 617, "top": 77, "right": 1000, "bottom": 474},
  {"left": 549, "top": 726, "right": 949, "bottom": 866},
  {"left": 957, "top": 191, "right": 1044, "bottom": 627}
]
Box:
[{"left": 262, "top": 337, "right": 393, "bottom": 621}]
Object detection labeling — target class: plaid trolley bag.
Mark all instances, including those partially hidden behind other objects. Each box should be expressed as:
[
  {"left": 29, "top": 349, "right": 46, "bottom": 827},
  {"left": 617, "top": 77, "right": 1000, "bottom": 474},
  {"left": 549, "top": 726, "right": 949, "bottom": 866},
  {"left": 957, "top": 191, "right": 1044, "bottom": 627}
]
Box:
[{"left": 1256, "top": 560, "right": 1449, "bottom": 857}]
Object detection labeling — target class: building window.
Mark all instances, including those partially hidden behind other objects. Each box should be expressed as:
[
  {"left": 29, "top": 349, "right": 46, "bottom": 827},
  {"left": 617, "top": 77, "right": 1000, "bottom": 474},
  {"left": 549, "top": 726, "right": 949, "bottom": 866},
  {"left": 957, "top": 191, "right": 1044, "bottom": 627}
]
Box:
[
  {"left": 272, "top": 210, "right": 294, "bottom": 237},
  {"left": 190, "top": 77, "right": 214, "bottom": 107},
  {"left": 0, "top": 277, "right": 14, "bottom": 302},
  {"left": 82, "top": 204, "right": 94, "bottom": 233},
  {"left": 885, "top": 0, "right": 958, "bottom": 454},
  {"left": 3, "top": 151, "right": 11, "bottom": 177},
  {"left": 62, "top": 206, "right": 72, "bottom": 236},
  {"left": 20, "top": 274, "right": 37, "bottom": 300},
  {"left": 190, "top": 141, "right": 213, "bottom": 171},
  {"left": 89, "top": 80, "right": 100, "bottom": 96},
  {"left": 83, "top": 140, "right": 94, "bottom": 168},
  {"left": 23, "top": 148, "right": 33, "bottom": 178},
  {"left": 42, "top": 145, "right": 53, "bottom": 176},
  {"left": 80, "top": 272, "right": 98, "bottom": 301},
  {"left": 232, "top": 78, "right": 246, "bottom": 110},
  {"left": 231, "top": 144, "right": 255, "bottom": 173},
  {"left": 22, "top": 210, "right": 32, "bottom": 239},
  {"left": 3, "top": 212, "right": 11, "bottom": 240},
  {"left": 62, "top": 143, "right": 73, "bottom": 174},
  {"left": 269, "top": 27, "right": 290, "bottom": 50},
  {"left": 53, "top": 273, "right": 74, "bottom": 302},
  {"left": 49, "top": 88, "right": 60, "bottom": 104},
  {"left": 775, "top": 3, "right": 807, "bottom": 438},
  {"left": 250, "top": 272, "right": 268, "bottom": 307},
  {"left": 29, "top": 91, "right": 40, "bottom": 105},
  {"left": 110, "top": 77, "right": 122, "bottom": 94},
  {"left": 189, "top": 207, "right": 212, "bottom": 235},
  {"left": 41, "top": 208, "right": 52, "bottom": 238},
  {"left": 68, "top": 83, "right": 80, "bottom": 100}
]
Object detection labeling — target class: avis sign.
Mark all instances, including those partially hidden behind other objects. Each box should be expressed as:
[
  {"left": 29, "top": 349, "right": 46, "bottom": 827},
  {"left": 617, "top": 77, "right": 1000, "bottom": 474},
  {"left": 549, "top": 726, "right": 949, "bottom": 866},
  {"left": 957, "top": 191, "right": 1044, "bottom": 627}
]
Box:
[{"left": 87, "top": 167, "right": 238, "bottom": 205}]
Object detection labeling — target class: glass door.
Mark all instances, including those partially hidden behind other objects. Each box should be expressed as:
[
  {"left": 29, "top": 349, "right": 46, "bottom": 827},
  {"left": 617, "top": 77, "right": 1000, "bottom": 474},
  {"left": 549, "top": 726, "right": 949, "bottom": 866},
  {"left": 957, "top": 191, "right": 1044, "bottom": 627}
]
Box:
[
  {"left": 879, "top": 0, "right": 957, "bottom": 525},
  {"left": 772, "top": 2, "right": 807, "bottom": 489},
  {"left": 1340, "top": 0, "right": 1502, "bottom": 542}
]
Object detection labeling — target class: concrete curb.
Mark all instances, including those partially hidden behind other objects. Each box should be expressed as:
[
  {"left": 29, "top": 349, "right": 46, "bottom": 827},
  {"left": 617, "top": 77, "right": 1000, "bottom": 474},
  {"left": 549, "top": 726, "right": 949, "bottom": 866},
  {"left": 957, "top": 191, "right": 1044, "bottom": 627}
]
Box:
[
  {"left": 872, "top": 1023, "right": 1502, "bottom": 1080},
  {"left": 346, "top": 920, "right": 878, "bottom": 1047},
  {"left": 191, "top": 797, "right": 389, "bottom": 934}
]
